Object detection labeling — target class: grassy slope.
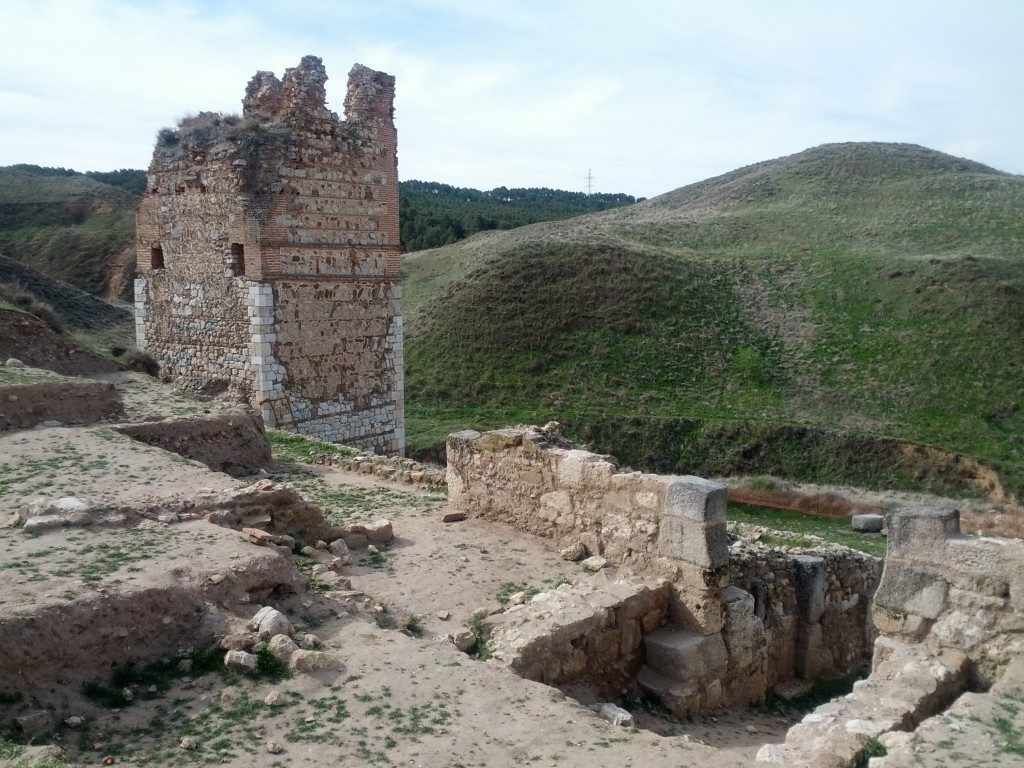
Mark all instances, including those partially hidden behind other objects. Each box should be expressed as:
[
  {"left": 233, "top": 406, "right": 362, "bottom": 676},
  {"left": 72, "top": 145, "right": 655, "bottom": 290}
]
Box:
[
  {"left": 0, "top": 166, "right": 138, "bottom": 297},
  {"left": 404, "top": 142, "right": 1024, "bottom": 499}
]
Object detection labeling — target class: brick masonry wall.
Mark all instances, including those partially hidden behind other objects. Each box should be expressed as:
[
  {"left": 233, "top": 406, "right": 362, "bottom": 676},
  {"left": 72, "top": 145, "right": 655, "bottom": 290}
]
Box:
[{"left": 136, "top": 57, "right": 403, "bottom": 454}]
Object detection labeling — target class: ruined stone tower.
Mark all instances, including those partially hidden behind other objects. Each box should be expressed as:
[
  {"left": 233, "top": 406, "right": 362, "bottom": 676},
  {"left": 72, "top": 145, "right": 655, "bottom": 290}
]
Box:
[{"left": 134, "top": 56, "right": 403, "bottom": 454}]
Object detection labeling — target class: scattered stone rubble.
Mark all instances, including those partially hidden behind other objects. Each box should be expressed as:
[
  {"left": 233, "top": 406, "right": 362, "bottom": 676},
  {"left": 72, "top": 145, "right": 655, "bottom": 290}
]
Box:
[{"left": 219, "top": 606, "right": 342, "bottom": 676}]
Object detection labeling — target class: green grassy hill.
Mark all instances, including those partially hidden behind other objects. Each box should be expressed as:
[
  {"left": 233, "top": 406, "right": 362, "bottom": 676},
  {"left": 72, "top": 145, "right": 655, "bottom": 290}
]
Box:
[
  {"left": 403, "top": 142, "right": 1024, "bottom": 501},
  {"left": 0, "top": 165, "right": 139, "bottom": 298}
]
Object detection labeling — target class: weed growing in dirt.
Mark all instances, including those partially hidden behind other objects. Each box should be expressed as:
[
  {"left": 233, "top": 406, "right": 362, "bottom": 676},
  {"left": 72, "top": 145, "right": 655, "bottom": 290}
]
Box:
[
  {"left": 857, "top": 737, "right": 887, "bottom": 765},
  {"left": 466, "top": 611, "right": 492, "bottom": 660},
  {"left": 400, "top": 614, "right": 424, "bottom": 637},
  {"left": 995, "top": 695, "right": 1024, "bottom": 757},
  {"left": 0, "top": 739, "right": 26, "bottom": 760},
  {"left": 267, "top": 431, "right": 358, "bottom": 463},
  {"left": 83, "top": 643, "right": 230, "bottom": 707},
  {"left": 254, "top": 643, "right": 292, "bottom": 683}
]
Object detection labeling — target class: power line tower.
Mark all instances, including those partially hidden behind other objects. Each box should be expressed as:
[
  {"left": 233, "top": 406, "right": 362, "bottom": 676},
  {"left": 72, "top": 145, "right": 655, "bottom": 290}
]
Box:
[{"left": 584, "top": 168, "right": 595, "bottom": 195}]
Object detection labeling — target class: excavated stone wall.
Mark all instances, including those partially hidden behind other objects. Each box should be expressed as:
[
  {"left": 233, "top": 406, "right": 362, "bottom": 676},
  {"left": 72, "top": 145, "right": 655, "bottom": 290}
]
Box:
[
  {"left": 135, "top": 56, "right": 403, "bottom": 454},
  {"left": 446, "top": 426, "right": 728, "bottom": 573},
  {"left": 446, "top": 425, "right": 880, "bottom": 716},
  {"left": 872, "top": 507, "right": 1024, "bottom": 687},
  {"left": 757, "top": 508, "right": 1024, "bottom": 767},
  {"left": 729, "top": 544, "right": 881, "bottom": 693},
  {"left": 484, "top": 579, "right": 670, "bottom": 699}
]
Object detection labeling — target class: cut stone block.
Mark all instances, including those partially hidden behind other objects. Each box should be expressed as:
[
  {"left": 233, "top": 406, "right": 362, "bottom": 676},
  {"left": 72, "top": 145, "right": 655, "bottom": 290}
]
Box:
[
  {"left": 874, "top": 564, "right": 949, "bottom": 620},
  {"left": 851, "top": 514, "right": 885, "bottom": 532},
  {"left": 637, "top": 665, "right": 701, "bottom": 718},
  {"left": 662, "top": 476, "right": 727, "bottom": 524},
  {"left": 887, "top": 508, "right": 959, "bottom": 555},
  {"left": 657, "top": 516, "right": 729, "bottom": 568},
  {"left": 644, "top": 627, "right": 727, "bottom": 683},
  {"left": 793, "top": 555, "right": 827, "bottom": 623}
]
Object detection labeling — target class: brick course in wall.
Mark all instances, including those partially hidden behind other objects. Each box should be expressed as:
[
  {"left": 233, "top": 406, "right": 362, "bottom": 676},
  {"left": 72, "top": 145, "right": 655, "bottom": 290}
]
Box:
[{"left": 135, "top": 56, "right": 403, "bottom": 454}]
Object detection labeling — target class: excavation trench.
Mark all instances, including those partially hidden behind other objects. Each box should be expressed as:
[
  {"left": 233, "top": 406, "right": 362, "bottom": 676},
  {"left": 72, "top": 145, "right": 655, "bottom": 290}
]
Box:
[
  {"left": 479, "top": 541, "right": 881, "bottom": 740},
  {"left": 445, "top": 424, "right": 888, "bottom": 756}
]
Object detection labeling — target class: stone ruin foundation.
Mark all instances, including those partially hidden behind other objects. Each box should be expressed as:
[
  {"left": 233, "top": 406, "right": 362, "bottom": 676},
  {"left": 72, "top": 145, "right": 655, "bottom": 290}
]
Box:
[
  {"left": 446, "top": 424, "right": 1024, "bottom": 765},
  {"left": 135, "top": 55, "right": 403, "bottom": 454},
  {"left": 446, "top": 424, "right": 882, "bottom": 716}
]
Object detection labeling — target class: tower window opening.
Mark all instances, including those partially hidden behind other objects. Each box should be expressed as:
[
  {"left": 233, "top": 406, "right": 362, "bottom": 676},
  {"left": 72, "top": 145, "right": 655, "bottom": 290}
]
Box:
[{"left": 229, "top": 243, "right": 245, "bottom": 277}]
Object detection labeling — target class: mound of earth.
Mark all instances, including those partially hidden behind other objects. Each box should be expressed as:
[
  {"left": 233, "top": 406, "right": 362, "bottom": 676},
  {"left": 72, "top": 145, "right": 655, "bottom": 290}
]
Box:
[
  {"left": 0, "top": 252, "right": 131, "bottom": 330},
  {"left": 403, "top": 142, "right": 1024, "bottom": 502},
  {"left": 0, "top": 307, "right": 121, "bottom": 374}
]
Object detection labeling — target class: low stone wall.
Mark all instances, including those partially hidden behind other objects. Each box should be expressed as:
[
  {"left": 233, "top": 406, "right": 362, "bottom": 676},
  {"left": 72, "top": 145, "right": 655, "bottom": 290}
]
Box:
[
  {"left": 757, "top": 507, "right": 1024, "bottom": 767},
  {"left": 116, "top": 410, "right": 272, "bottom": 475},
  {"left": 0, "top": 380, "right": 125, "bottom": 431},
  {"left": 484, "top": 579, "right": 670, "bottom": 699},
  {"left": 312, "top": 450, "right": 446, "bottom": 491},
  {"left": 872, "top": 507, "right": 1024, "bottom": 687},
  {"left": 447, "top": 425, "right": 881, "bottom": 716},
  {"left": 447, "top": 425, "right": 728, "bottom": 574}
]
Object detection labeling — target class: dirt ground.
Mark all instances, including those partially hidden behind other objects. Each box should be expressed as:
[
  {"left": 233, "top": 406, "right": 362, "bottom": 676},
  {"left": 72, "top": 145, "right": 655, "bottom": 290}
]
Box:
[
  {"left": 28, "top": 466, "right": 805, "bottom": 768},
  {"left": 0, "top": 374, "right": 859, "bottom": 767},
  {"left": 0, "top": 425, "right": 239, "bottom": 511}
]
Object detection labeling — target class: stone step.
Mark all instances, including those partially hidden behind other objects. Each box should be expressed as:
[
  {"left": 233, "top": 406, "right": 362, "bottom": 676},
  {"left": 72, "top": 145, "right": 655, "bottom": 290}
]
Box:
[
  {"left": 643, "top": 626, "right": 727, "bottom": 683},
  {"left": 637, "top": 665, "right": 701, "bottom": 719}
]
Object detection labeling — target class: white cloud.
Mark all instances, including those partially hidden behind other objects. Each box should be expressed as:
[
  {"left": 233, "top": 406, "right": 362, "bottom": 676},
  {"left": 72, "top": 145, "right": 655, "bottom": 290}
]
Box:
[{"left": 0, "top": 0, "right": 1021, "bottom": 195}]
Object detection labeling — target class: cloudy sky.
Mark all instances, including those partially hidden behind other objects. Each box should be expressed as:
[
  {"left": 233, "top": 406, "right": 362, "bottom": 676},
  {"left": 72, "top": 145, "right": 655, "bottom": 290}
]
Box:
[{"left": 2, "top": 0, "right": 1021, "bottom": 197}]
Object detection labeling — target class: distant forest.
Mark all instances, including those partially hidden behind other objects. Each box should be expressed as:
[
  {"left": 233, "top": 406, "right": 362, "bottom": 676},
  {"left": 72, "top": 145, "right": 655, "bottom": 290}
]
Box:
[
  {"left": 399, "top": 181, "right": 640, "bottom": 251},
  {"left": 3, "top": 166, "right": 640, "bottom": 252}
]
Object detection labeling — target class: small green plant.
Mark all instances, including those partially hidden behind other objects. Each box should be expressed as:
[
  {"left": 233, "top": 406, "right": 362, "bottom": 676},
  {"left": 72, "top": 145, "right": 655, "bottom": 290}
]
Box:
[
  {"left": 858, "top": 737, "right": 887, "bottom": 765},
  {"left": 83, "top": 643, "right": 228, "bottom": 707},
  {"left": 254, "top": 643, "right": 293, "bottom": 683},
  {"left": 495, "top": 581, "right": 540, "bottom": 605},
  {"left": 401, "top": 614, "right": 424, "bottom": 637},
  {"left": 374, "top": 604, "right": 397, "bottom": 630},
  {"left": 466, "top": 611, "right": 492, "bottom": 660},
  {"left": 994, "top": 705, "right": 1024, "bottom": 757},
  {"left": 0, "top": 739, "right": 27, "bottom": 760}
]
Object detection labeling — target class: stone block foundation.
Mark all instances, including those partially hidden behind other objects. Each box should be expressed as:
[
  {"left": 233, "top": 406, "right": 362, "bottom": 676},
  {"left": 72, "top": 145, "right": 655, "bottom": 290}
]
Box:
[{"left": 447, "top": 424, "right": 882, "bottom": 716}]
